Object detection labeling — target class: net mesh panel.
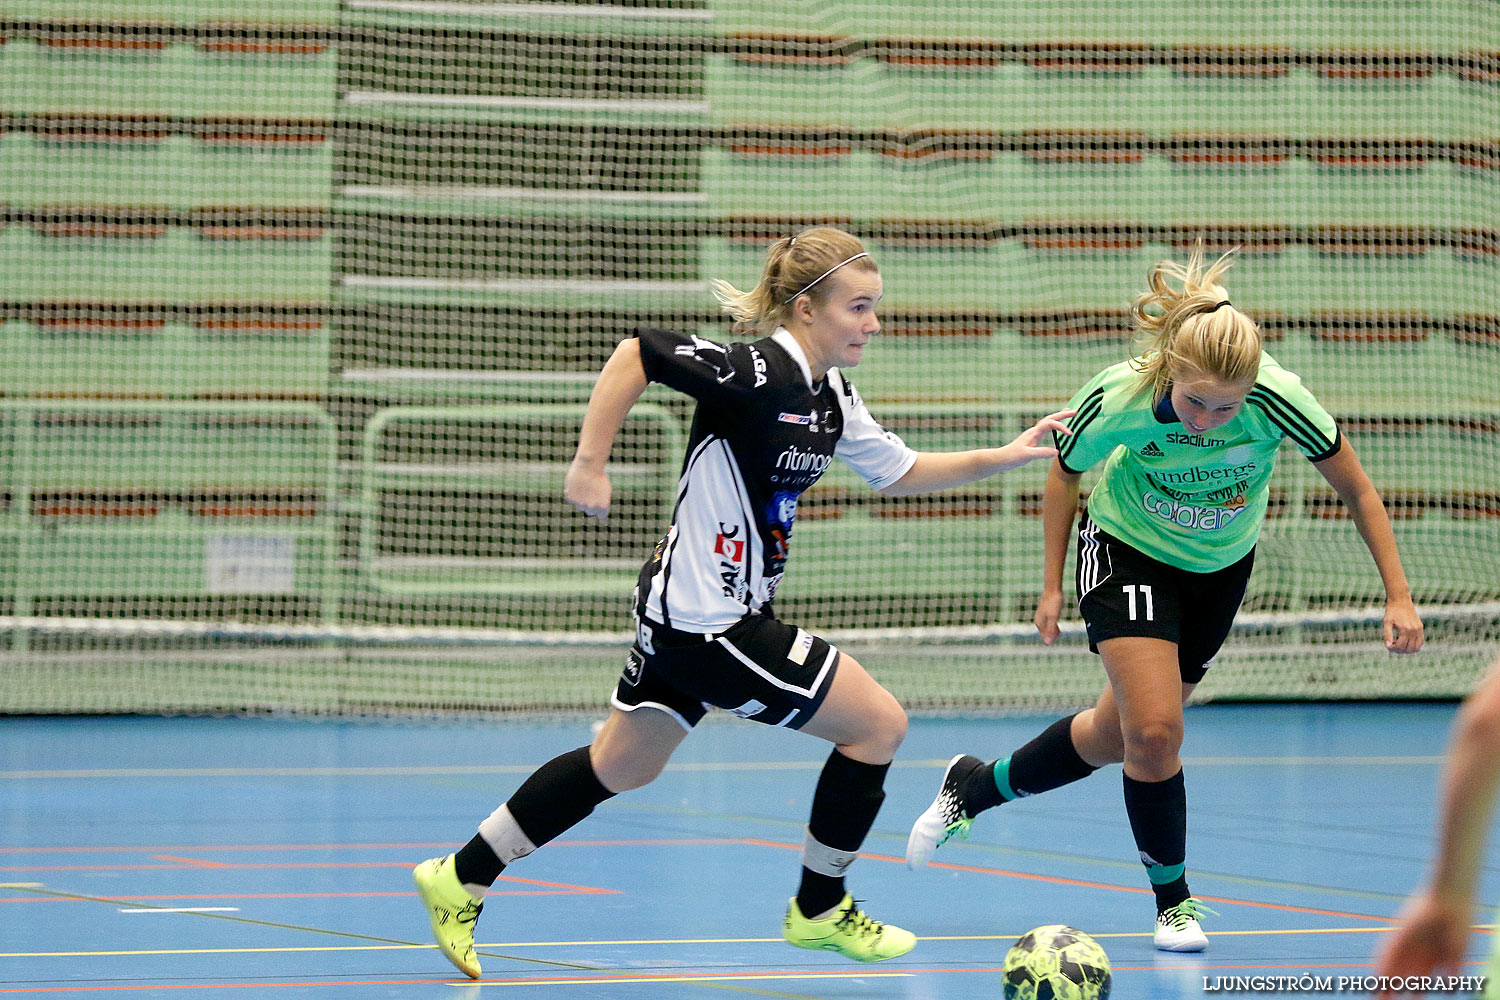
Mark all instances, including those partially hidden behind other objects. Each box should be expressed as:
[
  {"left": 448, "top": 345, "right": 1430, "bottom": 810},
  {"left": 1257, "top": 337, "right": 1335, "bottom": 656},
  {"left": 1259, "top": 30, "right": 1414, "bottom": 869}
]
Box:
[{"left": 1, "top": 1, "right": 1497, "bottom": 715}]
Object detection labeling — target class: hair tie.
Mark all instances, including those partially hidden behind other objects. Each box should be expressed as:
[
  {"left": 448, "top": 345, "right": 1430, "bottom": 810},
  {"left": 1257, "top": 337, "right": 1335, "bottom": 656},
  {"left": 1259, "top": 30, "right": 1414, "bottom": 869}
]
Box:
[
  {"left": 1209, "top": 299, "right": 1232, "bottom": 311},
  {"left": 787, "top": 235, "right": 797, "bottom": 248},
  {"left": 782, "top": 252, "right": 870, "bottom": 305}
]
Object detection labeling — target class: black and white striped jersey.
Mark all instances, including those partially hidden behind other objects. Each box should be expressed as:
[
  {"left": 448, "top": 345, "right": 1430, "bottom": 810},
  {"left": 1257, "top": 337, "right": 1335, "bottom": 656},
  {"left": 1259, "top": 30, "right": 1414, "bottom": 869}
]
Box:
[{"left": 634, "top": 327, "right": 916, "bottom": 633}]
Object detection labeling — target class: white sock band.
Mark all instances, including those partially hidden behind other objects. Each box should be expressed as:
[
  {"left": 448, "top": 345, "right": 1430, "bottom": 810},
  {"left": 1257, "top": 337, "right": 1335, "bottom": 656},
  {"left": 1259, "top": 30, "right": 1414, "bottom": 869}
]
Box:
[
  {"left": 801, "top": 829, "right": 858, "bottom": 878},
  {"left": 478, "top": 803, "right": 539, "bottom": 865}
]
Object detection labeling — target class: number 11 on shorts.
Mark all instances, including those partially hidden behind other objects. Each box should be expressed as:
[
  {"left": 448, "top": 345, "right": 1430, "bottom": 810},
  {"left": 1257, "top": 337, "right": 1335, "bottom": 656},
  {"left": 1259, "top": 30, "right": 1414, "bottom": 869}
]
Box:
[{"left": 1123, "top": 584, "right": 1154, "bottom": 621}]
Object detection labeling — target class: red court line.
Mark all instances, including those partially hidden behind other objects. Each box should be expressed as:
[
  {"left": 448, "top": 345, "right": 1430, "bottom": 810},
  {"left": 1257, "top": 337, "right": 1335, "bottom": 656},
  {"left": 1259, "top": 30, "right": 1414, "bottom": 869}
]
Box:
[
  {"left": 0, "top": 890, "right": 599, "bottom": 903},
  {"left": 739, "top": 838, "right": 1399, "bottom": 924},
  {"left": 1193, "top": 893, "right": 1397, "bottom": 922},
  {"left": 552, "top": 838, "right": 756, "bottom": 847},
  {"left": 492, "top": 874, "right": 618, "bottom": 895},
  {"left": 0, "top": 892, "right": 421, "bottom": 903},
  {"left": 0, "top": 835, "right": 1395, "bottom": 921},
  {"left": 0, "top": 873, "right": 613, "bottom": 899},
  {"left": 0, "top": 843, "right": 456, "bottom": 855},
  {"left": 0, "top": 839, "right": 737, "bottom": 856},
  {"left": 0, "top": 980, "right": 464, "bottom": 994},
  {"left": 0, "top": 863, "right": 415, "bottom": 872}
]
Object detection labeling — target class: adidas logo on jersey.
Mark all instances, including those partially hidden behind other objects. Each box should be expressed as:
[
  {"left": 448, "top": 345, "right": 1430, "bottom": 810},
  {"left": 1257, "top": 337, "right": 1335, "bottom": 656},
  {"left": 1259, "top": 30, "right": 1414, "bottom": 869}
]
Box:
[{"left": 1141, "top": 441, "right": 1165, "bottom": 457}]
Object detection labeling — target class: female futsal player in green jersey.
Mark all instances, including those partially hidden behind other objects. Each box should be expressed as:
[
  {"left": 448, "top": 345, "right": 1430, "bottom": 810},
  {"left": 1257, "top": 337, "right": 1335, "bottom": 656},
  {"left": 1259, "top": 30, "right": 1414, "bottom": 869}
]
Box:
[{"left": 906, "top": 243, "right": 1424, "bottom": 951}]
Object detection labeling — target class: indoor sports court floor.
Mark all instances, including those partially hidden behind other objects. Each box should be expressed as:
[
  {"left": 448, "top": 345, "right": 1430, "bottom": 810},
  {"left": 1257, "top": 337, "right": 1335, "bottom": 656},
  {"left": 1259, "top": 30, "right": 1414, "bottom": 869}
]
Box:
[{"left": 2, "top": 703, "right": 1495, "bottom": 998}]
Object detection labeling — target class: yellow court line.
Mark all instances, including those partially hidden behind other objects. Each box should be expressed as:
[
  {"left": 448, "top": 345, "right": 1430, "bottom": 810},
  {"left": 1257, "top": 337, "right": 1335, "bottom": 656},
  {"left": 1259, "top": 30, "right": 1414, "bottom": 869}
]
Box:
[
  {"left": 461, "top": 972, "right": 914, "bottom": 987},
  {"left": 927, "top": 927, "right": 1396, "bottom": 941},
  {"left": 3, "top": 940, "right": 781, "bottom": 959},
  {"left": 1, "top": 944, "right": 435, "bottom": 959},
  {"left": 12, "top": 925, "right": 1469, "bottom": 960}
]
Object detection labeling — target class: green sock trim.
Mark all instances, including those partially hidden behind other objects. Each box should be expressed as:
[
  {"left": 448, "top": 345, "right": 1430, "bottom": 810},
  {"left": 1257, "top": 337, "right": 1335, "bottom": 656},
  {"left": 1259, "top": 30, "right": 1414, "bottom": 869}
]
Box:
[
  {"left": 1146, "top": 861, "right": 1187, "bottom": 886},
  {"left": 992, "top": 757, "right": 1019, "bottom": 801}
]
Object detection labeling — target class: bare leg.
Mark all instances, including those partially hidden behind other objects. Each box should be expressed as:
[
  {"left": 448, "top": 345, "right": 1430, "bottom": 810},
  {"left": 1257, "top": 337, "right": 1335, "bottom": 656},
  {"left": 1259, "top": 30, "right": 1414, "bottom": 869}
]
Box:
[
  {"left": 1070, "top": 644, "right": 1198, "bottom": 775},
  {"left": 799, "top": 653, "right": 908, "bottom": 764},
  {"left": 590, "top": 705, "right": 690, "bottom": 793}
]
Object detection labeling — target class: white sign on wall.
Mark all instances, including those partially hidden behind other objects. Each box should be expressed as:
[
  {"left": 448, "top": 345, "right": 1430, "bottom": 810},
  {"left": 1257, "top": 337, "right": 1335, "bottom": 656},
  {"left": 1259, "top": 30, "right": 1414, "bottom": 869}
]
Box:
[{"left": 205, "top": 535, "right": 296, "bottom": 594}]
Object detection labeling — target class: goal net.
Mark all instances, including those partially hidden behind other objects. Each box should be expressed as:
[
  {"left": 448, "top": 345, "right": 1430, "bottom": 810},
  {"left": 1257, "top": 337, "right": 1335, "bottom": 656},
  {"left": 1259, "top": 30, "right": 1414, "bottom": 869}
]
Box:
[{"left": 1, "top": 0, "right": 1496, "bottom": 715}]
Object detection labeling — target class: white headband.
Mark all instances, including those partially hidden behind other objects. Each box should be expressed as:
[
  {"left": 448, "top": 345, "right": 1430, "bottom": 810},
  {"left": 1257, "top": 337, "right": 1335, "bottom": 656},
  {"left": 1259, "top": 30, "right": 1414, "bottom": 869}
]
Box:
[{"left": 783, "top": 252, "right": 869, "bottom": 305}]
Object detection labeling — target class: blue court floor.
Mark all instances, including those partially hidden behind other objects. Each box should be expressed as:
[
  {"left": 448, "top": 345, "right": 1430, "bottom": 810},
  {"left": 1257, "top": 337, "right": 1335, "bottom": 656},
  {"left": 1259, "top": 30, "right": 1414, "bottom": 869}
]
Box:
[{"left": 1, "top": 704, "right": 1495, "bottom": 998}]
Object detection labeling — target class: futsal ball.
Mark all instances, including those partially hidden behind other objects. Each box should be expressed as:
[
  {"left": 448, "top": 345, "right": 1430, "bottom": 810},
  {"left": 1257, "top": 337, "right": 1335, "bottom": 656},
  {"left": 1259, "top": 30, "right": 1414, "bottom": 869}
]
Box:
[{"left": 1001, "top": 924, "right": 1111, "bottom": 1000}]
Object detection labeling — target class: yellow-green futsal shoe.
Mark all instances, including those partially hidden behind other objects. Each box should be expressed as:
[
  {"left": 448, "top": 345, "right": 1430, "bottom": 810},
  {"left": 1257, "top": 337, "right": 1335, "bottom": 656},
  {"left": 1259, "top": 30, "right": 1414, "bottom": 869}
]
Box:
[
  {"left": 412, "top": 854, "right": 483, "bottom": 979},
  {"left": 783, "top": 894, "right": 916, "bottom": 962}
]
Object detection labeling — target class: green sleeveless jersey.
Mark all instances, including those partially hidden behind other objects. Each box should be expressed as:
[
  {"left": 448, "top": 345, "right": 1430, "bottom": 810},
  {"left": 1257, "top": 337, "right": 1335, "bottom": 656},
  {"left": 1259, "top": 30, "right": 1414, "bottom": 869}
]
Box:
[{"left": 1055, "top": 352, "right": 1341, "bottom": 572}]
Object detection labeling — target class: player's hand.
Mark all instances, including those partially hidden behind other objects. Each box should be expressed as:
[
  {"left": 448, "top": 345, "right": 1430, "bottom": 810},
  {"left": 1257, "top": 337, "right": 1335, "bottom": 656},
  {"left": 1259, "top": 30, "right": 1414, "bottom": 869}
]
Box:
[
  {"left": 995, "top": 409, "right": 1075, "bottom": 471},
  {"left": 1384, "top": 596, "right": 1423, "bottom": 654},
  {"left": 564, "top": 461, "right": 612, "bottom": 519},
  {"left": 1374, "top": 891, "right": 1470, "bottom": 998},
  {"left": 1034, "top": 588, "right": 1065, "bottom": 645}
]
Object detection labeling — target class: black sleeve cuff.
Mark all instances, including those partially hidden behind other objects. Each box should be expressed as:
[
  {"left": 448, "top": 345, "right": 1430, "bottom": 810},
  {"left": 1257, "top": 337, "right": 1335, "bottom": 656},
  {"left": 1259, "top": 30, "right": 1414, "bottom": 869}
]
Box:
[{"left": 1307, "top": 428, "right": 1343, "bottom": 463}]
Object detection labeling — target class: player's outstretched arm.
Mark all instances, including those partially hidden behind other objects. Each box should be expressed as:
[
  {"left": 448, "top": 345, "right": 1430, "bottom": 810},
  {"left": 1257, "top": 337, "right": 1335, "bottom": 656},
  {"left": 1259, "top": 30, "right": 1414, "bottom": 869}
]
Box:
[
  {"left": 1034, "top": 460, "right": 1082, "bottom": 645},
  {"left": 1375, "top": 659, "right": 1500, "bottom": 997},
  {"left": 878, "top": 409, "right": 1074, "bottom": 498},
  {"left": 1311, "top": 439, "right": 1423, "bottom": 653},
  {"left": 564, "top": 338, "right": 649, "bottom": 520}
]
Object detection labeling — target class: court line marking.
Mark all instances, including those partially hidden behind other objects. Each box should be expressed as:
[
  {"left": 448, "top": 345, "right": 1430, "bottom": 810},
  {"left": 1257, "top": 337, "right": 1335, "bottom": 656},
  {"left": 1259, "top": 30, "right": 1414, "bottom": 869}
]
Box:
[
  {"left": 153, "top": 854, "right": 231, "bottom": 868},
  {"left": 0, "top": 754, "right": 1443, "bottom": 780},
  {"left": 15, "top": 926, "right": 1471, "bottom": 960},
  {"left": 0, "top": 834, "right": 1419, "bottom": 907},
  {"left": 606, "top": 799, "right": 1436, "bottom": 905},
  {"left": 738, "top": 839, "right": 1405, "bottom": 924},
  {"left": 0, "top": 796, "right": 1434, "bottom": 906},
  {"left": 0, "top": 885, "right": 596, "bottom": 972},
  {"left": 2, "top": 890, "right": 588, "bottom": 903},
  {"left": 4, "top": 893, "right": 420, "bottom": 904},
  {"left": 118, "top": 907, "right": 241, "bottom": 913},
  {"left": 2, "top": 962, "right": 1491, "bottom": 995},
  {"left": 20, "top": 920, "right": 1487, "bottom": 962},
  {"left": 0, "top": 833, "right": 1440, "bottom": 911},
  {"left": 5, "top": 837, "right": 1401, "bottom": 923},
  {"left": 0, "top": 886, "right": 904, "bottom": 1000},
  {"left": 3, "top": 944, "right": 436, "bottom": 958},
  {"left": 5, "top": 962, "right": 1490, "bottom": 994},
  {"left": 0, "top": 862, "right": 414, "bottom": 872},
  {"left": 447, "top": 971, "right": 915, "bottom": 987},
  {"left": 0, "top": 839, "right": 736, "bottom": 855},
  {"left": 908, "top": 834, "right": 1422, "bottom": 905},
  {"left": 0, "top": 870, "right": 615, "bottom": 900},
  {"left": 0, "top": 843, "right": 454, "bottom": 854},
  {"left": 0, "top": 970, "right": 914, "bottom": 994},
  {"left": 0, "top": 980, "right": 463, "bottom": 994}
]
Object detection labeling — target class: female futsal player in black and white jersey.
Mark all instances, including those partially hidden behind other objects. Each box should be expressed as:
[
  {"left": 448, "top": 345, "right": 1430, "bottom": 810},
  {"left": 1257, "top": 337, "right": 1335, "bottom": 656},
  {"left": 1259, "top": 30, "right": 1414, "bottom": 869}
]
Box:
[{"left": 412, "top": 226, "right": 1073, "bottom": 978}]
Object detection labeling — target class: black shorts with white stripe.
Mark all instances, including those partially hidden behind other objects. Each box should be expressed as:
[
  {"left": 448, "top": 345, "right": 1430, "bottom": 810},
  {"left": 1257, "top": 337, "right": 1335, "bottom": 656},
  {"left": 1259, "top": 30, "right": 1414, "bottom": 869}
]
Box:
[
  {"left": 1074, "top": 514, "right": 1255, "bottom": 684},
  {"left": 611, "top": 612, "right": 840, "bottom": 732}
]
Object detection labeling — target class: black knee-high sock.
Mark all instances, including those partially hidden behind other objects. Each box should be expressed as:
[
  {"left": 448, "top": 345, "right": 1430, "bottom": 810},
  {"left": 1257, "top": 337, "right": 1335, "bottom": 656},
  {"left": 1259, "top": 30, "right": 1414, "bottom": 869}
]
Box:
[
  {"left": 965, "top": 713, "right": 1100, "bottom": 815},
  {"left": 797, "top": 749, "right": 889, "bottom": 918},
  {"left": 454, "top": 746, "right": 616, "bottom": 888},
  {"left": 1122, "top": 769, "right": 1190, "bottom": 912}
]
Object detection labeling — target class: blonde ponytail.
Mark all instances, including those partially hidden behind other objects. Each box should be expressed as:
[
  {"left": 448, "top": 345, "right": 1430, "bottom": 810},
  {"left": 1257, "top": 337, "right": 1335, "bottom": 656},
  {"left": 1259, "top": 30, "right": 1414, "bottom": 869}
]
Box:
[
  {"left": 710, "top": 227, "right": 876, "bottom": 336},
  {"left": 1129, "top": 242, "right": 1262, "bottom": 401}
]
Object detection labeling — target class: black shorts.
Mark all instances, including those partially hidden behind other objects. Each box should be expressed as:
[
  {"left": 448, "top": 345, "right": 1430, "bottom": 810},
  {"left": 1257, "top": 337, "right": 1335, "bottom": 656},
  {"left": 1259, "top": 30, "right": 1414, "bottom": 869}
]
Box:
[
  {"left": 611, "top": 610, "right": 841, "bottom": 732},
  {"left": 1075, "top": 515, "right": 1254, "bottom": 684}
]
